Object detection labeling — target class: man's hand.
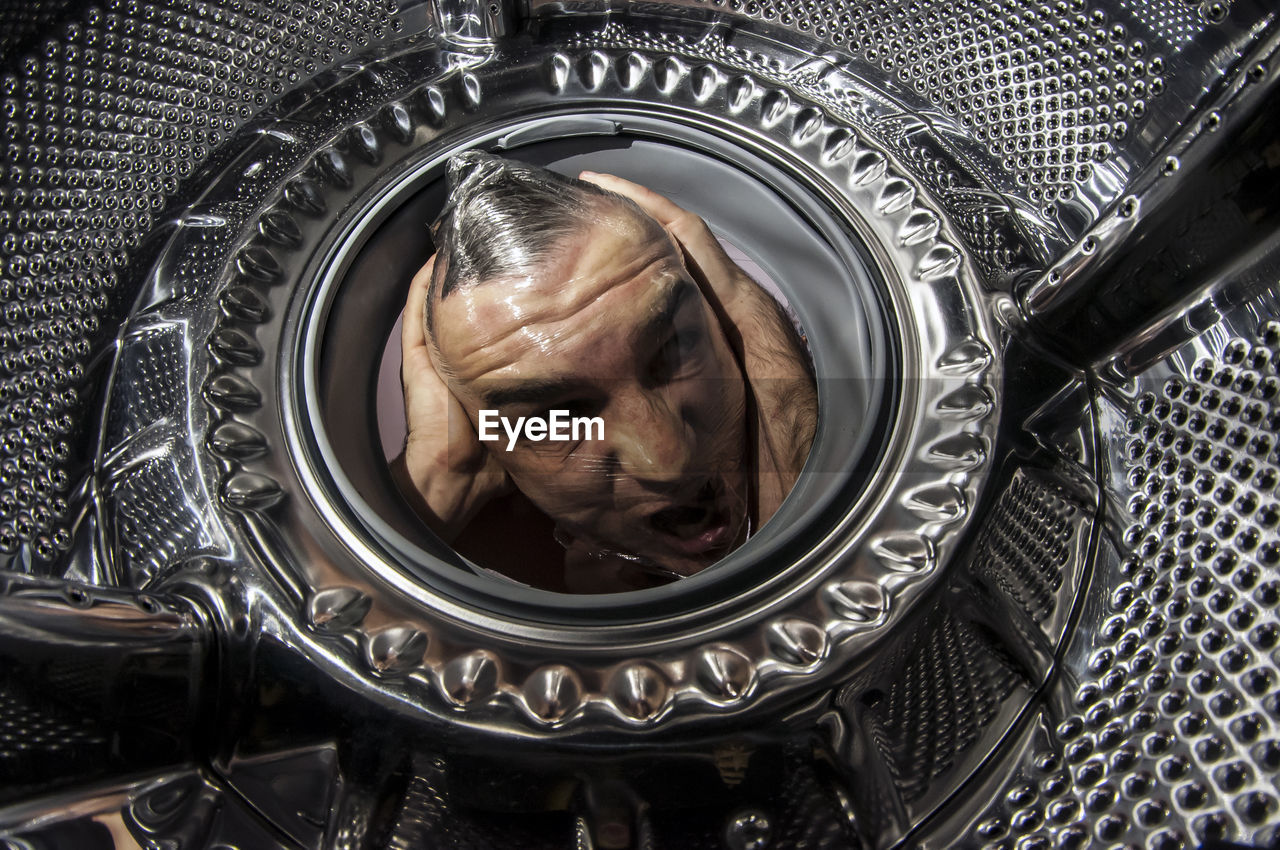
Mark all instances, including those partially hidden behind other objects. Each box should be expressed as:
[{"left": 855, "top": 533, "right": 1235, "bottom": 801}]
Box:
[
  {"left": 578, "top": 171, "right": 812, "bottom": 380},
  {"left": 391, "top": 255, "right": 511, "bottom": 542},
  {"left": 578, "top": 172, "right": 818, "bottom": 521}
]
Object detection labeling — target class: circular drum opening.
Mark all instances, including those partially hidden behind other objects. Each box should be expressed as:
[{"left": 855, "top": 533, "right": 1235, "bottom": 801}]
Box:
[{"left": 298, "top": 114, "right": 895, "bottom": 618}]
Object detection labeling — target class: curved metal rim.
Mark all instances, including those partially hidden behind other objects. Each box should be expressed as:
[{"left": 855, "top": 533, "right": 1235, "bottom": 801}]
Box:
[{"left": 187, "top": 26, "right": 1002, "bottom": 734}]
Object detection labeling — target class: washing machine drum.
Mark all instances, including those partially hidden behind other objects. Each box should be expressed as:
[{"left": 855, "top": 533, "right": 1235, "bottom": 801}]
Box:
[{"left": 1, "top": 1, "right": 1279, "bottom": 848}]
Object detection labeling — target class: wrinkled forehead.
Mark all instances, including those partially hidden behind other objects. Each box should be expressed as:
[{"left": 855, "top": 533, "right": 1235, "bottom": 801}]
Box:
[
  {"left": 430, "top": 200, "right": 669, "bottom": 304},
  {"left": 430, "top": 206, "right": 683, "bottom": 375}
]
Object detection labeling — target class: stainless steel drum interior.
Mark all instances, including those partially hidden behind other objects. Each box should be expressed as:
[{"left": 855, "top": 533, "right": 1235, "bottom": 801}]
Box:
[{"left": 0, "top": 0, "right": 1278, "bottom": 848}]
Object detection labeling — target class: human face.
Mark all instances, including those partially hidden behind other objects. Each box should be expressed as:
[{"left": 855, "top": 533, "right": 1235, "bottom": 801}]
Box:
[{"left": 432, "top": 208, "right": 750, "bottom": 577}]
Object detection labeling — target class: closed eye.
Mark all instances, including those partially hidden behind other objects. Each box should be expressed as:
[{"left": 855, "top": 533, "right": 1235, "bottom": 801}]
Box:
[
  {"left": 514, "top": 401, "right": 605, "bottom": 452},
  {"left": 648, "top": 327, "right": 703, "bottom": 384}
]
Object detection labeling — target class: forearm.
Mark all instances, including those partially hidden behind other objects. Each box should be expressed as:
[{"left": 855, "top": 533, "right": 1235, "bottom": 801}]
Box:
[
  {"left": 722, "top": 276, "right": 818, "bottom": 491},
  {"left": 391, "top": 443, "right": 493, "bottom": 543},
  {"left": 726, "top": 277, "right": 812, "bottom": 381}
]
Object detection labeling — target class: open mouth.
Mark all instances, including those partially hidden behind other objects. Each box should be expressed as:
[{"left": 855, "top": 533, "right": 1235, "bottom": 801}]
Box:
[{"left": 648, "top": 481, "right": 736, "bottom": 556}]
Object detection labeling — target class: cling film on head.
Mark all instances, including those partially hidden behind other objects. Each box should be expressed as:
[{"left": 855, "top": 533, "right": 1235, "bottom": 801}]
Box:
[{"left": 390, "top": 151, "right": 818, "bottom": 593}]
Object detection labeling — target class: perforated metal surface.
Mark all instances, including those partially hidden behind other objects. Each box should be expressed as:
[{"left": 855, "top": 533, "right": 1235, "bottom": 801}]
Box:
[
  {"left": 0, "top": 0, "right": 1278, "bottom": 848},
  {"left": 0, "top": 679, "right": 105, "bottom": 770},
  {"left": 0, "top": 0, "right": 402, "bottom": 567},
  {"left": 918, "top": 297, "right": 1280, "bottom": 849},
  {"left": 0, "top": 0, "right": 74, "bottom": 62},
  {"left": 971, "top": 470, "right": 1077, "bottom": 625},
  {"left": 674, "top": 0, "right": 1259, "bottom": 210},
  {"left": 1109, "top": 313, "right": 1280, "bottom": 845},
  {"left": 790, "top": 1, "right": 1153, "bottom": 203},
  {"left": 865, "top": 605, "right": 1026, "bottom": 804}
]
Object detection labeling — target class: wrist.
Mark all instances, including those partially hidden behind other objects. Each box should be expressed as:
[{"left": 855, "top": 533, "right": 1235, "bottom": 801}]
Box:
[{"left": 392, "top": 442, "right": 480, "bottom": 543}]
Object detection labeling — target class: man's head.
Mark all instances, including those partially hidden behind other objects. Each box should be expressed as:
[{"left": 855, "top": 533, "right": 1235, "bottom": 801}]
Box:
[{"left": 425, "top": 152, "right": 750, "bottom": 576}]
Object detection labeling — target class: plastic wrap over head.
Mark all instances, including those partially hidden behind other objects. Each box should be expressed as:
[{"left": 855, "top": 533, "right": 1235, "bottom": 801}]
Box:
[{"left": 426, "top": 150, "right": 656, "bottom": 337}]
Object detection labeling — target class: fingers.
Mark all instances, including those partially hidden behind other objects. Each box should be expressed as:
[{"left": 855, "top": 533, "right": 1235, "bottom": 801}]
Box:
[
  {"left": 579, "top": 171, "right": 723, "bottom": 261},
  {"left": 579, "top": 171, "right": 695, "bottom": 232},
  {"left": 401, "top": 253, "right": 445, "bottom": 419},
  {"left": 403, "top": 253, "right": 435, "bottom": 356},
  {"left": 579, "top": 170, "right": 748, "bottom": 311}
]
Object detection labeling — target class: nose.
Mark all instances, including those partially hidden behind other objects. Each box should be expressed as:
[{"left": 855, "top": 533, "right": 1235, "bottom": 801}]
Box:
[{"left": 605, "top": 391, "right": 695, "bottom": 486}]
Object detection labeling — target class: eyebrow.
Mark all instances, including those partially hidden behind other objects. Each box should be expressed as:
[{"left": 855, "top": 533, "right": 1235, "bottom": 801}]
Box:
[
  {"left": 477, "top": 279, "right": 697, "bottom": 409},
  {"left": 480, "top": 376, "right": 589, "bottom": 409}
]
